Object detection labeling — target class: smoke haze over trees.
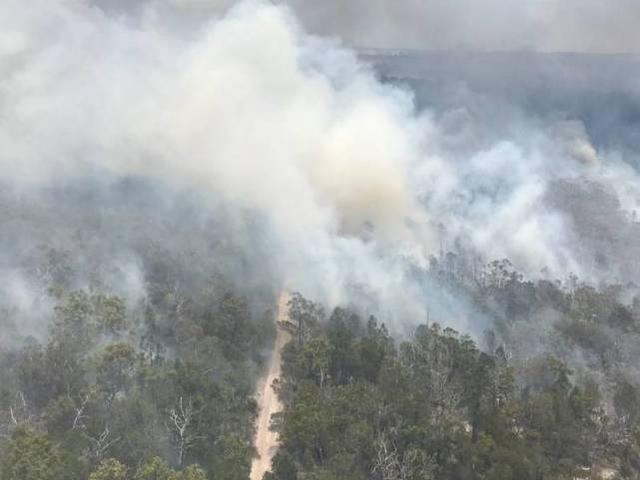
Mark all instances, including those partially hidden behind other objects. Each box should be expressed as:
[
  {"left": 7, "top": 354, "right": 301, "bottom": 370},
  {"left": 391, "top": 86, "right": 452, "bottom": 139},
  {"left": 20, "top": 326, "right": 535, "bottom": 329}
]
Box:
[{"left": 1, "top": 0, "right": 640, "bottom": 478}]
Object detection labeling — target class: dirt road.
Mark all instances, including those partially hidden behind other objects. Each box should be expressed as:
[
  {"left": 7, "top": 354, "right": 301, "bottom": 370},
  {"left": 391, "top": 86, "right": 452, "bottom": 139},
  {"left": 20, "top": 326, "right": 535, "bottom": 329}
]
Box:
[{"left": 249, "top": 292, "right": 291, "bottom": 480}]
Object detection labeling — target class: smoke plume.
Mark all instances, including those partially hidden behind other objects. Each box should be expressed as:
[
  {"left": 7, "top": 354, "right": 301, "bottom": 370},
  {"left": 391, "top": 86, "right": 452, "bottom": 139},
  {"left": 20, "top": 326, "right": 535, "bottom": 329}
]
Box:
[{"left": 1, "top": 0, "right": 639, "bottom": 334}]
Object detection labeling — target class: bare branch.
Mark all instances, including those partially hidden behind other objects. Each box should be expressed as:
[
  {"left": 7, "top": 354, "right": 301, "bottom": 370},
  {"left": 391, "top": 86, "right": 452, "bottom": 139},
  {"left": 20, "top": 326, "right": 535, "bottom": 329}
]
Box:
[
  {"left": 83, "top": 425, "right": 121, "bottom": 462},
  {"left": 71, "top": 391, "right": 93, "bottom": 431},
  {"left": 166, "top": 396, "right": 205, "bottom": 467}
]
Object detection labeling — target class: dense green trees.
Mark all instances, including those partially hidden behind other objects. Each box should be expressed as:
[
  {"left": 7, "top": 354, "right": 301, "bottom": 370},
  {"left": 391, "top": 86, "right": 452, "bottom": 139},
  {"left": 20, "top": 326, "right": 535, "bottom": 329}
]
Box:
[
  {"left": 0, "top": 239, "right": 272, "bottom": 480},
  {"left": 89, "top": 459, "right": 128, "bottom": 480},
  {"left": 0, "top": 428, "right": 75, "bottom": 480},
  {"left": 271, "top": 288, "right": 640, "bottom": 480},
  {"left": 85, "top": 457, "right": 208, "bottom": 480},
  {"left": 3, "top": 265, "right": 640, "bottom": 480}
]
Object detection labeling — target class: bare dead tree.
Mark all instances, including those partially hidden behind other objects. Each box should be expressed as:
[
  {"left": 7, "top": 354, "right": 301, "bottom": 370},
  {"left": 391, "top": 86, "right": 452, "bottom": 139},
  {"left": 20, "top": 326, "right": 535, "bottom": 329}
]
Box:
[
  {"left": 167, "top": 396, "right": 204, "bottom": 467},
  {"left": 373, "top": 434, "right": 400, "bottom": 479},
  {"left": 430, "top": 369, "right": 463, "bottom": 426},
  {"left": 169, "top": 281, "right": 187, "bottom": 320},
  {"left": 70, "top": 389, "right": 94, "bottom": 431},
  {"left": 373, "top": 435, "right": 415, "bottom": 480},
  {"left": 83, "top": 425, "right": 120, "bottom": 462},
  {"left": 1, "top": 391, "right": 34, "bottom": 438},
  {"left": 372, "top": 434, "right": 434, "bottom": 480}
]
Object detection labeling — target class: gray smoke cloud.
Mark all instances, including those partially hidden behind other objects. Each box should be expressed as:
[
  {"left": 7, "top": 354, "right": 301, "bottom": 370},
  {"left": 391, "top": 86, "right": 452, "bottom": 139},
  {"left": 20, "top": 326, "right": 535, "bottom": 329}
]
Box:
[{"left": 1, "top": 0, "right": 639, "bottom": 335}]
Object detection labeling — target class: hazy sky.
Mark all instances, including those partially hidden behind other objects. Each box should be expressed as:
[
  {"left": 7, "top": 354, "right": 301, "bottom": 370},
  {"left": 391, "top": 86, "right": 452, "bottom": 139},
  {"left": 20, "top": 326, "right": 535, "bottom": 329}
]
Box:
[
  {"left": 285, "top": 0, "right": 640, "bottom": 53},
  {"left": 96, "top": 0, "right": 640, "bottom": 53}
]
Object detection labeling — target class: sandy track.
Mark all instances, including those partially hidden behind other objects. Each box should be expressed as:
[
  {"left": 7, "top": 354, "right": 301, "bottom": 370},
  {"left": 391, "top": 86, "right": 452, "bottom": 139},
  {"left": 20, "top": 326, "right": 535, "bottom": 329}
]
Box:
[{"left": 249, "top": 292, "right": 291, "bottom": 480}]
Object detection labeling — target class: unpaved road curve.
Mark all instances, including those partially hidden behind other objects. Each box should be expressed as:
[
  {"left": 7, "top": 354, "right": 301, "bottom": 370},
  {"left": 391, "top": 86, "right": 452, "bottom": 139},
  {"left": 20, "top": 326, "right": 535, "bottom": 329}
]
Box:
[{"left": 250, "top": 292, "right": 291, "bottom": 480}]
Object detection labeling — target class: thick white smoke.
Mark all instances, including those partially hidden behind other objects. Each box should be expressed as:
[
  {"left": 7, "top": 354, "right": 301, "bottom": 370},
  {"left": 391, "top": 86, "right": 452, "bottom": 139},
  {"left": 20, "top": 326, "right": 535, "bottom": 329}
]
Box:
[{"left": 1, "top": 0, "right": 639, "bottom": 331}]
